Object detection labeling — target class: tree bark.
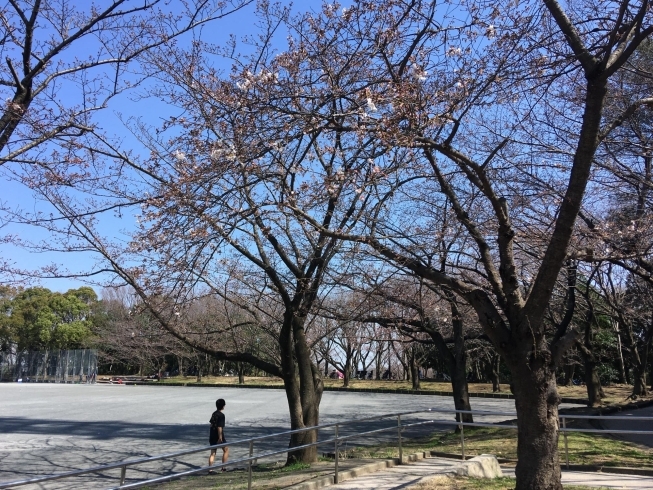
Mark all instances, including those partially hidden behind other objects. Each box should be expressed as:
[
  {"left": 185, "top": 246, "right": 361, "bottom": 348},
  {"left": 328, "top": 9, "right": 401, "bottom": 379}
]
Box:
[
  {"left": 583, "top": 355, "right": 605, "bottom": 407},
  {"left": 281, "top": 313, "right": 324, "bottom": 465},
  {"left": 238, "top": 362, "right": 245, "bottom": 385},
  {"left": 613, "top": 321, "right": 627, "bottom": 384},
  {"left": 576, "top": 290, "right": 603, "bottom": 407},
  {"left": 424, "top": 301, "right": 473, "bottom": 424},
  {"left": 488, "top": 354, "right": 501, "bottom": 392},
  {"left": 512, "top": 363, "right": 562, "bottom": 490},
  {"left": 375, "top": 348, "right": 382, "bottom": 380},
  {"left": 410, "top": 348, "right": 420, "bottom": 390},
  {"left": 343, "top": 348, "right": 352, "bottom": 388},
  {"left": 563, "top": 363, "right": 574, "bottom": 387},
  {"left": 624, "top": 317, "right": 652, "bottom": 398}
]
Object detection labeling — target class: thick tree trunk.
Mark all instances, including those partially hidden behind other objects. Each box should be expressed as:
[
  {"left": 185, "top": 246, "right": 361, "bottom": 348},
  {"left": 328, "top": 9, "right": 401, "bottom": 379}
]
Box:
[
  {"left": 281, "top": 313, "right": 324, "bottom": 465},
  {"left": 512, "top": 364, "right": 562, "bottom": 490},
  {"left": 632, "top": 367, "right": 647, "bottom": 397},
  {"left": 238, "top": 362, "right": 245, "bottom": 385},
  {"left": 584, "top": 358, "right": 604, "bottom": 407},
  {"left": 452, "top": 363, "right": 472, "bottom": 424}
]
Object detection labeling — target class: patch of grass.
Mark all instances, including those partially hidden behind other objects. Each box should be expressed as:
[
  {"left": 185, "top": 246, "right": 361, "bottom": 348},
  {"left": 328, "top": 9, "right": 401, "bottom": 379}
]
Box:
[
  {"left": 346, "top": 425, "right": 653, "bottom": 469},
  {"left": 421, "top": 426, "right": 653, "bottom": 468},
  {"left": 409, "top": 475, "right": 610, "bottom": 490},
  {"left": 150, "top": 459, "right": 366, "bottom": 489},
  {"left": 277, "top": 461, "right": 310, "bottom": 472}
]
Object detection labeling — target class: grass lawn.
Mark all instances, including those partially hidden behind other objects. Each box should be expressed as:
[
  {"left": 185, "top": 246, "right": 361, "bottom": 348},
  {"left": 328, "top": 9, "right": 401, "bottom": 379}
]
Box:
[
  {"left": 147, "top": 459, "right": 369, "bottom": 489},
  {"left": 153, "top": 375, "right": 650, "bottom": 407},
  {"left": 345, "top": 426, "right": 653, "bottom": 469},
  {"left": 410, "top": 475, "right": 609, "bottom": 489}
]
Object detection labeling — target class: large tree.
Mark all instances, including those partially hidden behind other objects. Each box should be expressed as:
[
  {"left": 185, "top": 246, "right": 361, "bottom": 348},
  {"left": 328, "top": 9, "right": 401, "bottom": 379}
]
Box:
[
  {"left": 279, "top": 1, "right": 653, "bottom": 488},
  {"left": 3, "top": 0, "right": 653, "bottom": 484}
]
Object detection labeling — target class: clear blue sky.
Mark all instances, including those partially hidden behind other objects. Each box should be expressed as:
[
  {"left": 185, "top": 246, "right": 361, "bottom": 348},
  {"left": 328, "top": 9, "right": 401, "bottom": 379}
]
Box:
[{"left": 0, "top": 0, "right": 339, "bottom": 294}]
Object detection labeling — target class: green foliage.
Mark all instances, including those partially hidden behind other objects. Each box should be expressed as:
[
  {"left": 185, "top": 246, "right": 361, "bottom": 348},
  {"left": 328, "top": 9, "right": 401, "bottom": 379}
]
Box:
[{"left": 0, "top": 286, "right": 98, "bottom": 352}]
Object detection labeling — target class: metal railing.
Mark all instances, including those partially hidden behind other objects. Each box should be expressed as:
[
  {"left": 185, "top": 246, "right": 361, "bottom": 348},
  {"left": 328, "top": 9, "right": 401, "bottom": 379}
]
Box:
[{"left": 2, "top": 407, "right": 652, "bottom": 489}]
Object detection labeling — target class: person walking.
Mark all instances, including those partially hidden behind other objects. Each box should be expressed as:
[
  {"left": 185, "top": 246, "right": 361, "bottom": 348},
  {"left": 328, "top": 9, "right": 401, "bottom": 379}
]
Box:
[{"left": 208, "top": 398, "right": 228, "bottom": 474}]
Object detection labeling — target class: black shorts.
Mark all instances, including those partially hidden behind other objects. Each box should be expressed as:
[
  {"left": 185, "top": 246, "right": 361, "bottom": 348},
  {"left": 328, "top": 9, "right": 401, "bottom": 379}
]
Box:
[{"left": 209, "top": 429, "right": 226, "bottom": 446}]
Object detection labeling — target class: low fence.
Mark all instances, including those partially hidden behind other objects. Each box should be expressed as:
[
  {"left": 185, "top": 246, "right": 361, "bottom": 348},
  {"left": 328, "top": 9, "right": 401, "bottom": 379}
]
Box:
[
  {"left": 0, "top": 349, "right": 97, "bottom": 383},
  {"left": 1, "top": 408, "right": 652, "bottom": 489}
]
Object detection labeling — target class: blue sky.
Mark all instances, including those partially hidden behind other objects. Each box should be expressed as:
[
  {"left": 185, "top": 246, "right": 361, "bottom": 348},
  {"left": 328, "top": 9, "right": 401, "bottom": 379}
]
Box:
[{"left": 0, "top": 0, "right": 340, "bottom": 294}]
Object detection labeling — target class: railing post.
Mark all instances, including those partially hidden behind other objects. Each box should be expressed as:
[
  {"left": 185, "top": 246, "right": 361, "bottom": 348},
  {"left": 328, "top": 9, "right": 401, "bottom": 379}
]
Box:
[
  {"left": 120, "top": 465, "right": 126, "bottom": 486},
  {"left": 459, "top": 420, "right": 465, "bottom": 461},
  {"left": 248, "top": 440, "right": 254, "bottom": 490},
  {"left": 334, "top": 424, "right": 339, "bottom": 484},
  {"left": 562, "top": 417, "right": 569, "bottom": 469},
  {"left": 397, "top": 414, "right": 403, "bottom": 464}
]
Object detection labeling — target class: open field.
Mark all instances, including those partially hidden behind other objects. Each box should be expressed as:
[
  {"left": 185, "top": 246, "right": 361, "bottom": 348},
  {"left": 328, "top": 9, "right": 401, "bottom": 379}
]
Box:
[
  {"left": 154, "top": 376, "right": 652, "bottom": 406},
  {"left": 0, "top": 383, "right": 521, "bottom": 489},
  {"left": 2, "top": 383, "right": 649, "bottom": 489}
]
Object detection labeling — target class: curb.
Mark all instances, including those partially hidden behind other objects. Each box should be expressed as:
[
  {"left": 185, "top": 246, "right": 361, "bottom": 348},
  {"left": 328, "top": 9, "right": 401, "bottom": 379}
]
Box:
[{"left": 286, "top": 452, "right": 427, "bottom": 490}]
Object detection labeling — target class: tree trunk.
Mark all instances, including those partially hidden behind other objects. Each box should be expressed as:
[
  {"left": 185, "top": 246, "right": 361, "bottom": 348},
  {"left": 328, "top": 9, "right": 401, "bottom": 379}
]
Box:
[
  {"left": 403, "top": 352, "right": 410, "bottom": 381},
  {"left": 238, "top": 362, "right": 245, "bottom": 385},
  {"left": 584, "top": 357, "right": 604, "bottom": 407},
  {"left": 451, "top": 298, "right": 473, "bottom": 424},
  {"left": 392, "top": 342, "right": 408, "bottom": 381},
  {"left": 489, "top": 354, "right": 501, "bottom": 392},
  {"left": 512, "top": 363, "right": 562, "bottom": 490},
  {"left": 632, "top": 366, "right": 647, "bottom": 397},
  {"left": 343, "top": 350, "right": 351, "bottom": 388},
  {"left": 563, "top": 363, "right": 574, "bottom": 386},
  {"left": 410, "top": 349, "right": 420, "bottom": 390},
  {"left": 375, "top": 350, "right": 382, "bottom": 380},
  {"left": 613, "top": 321, "right": 627, "bottom": 384},
  {"left": 577, "top": 300, "right": 603, "bottom": 407},
  {"left": 281, "top": 313, "right": 324, "bottom": 465},
  {"left": 425, "top": 297, "right": 473, "bottom": 424}
]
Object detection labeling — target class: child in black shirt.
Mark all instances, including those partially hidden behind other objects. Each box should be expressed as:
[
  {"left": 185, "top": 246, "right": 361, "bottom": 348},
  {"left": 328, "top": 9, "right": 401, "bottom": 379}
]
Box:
[{"left": 208, "top": 398, "right": 228, "bottom": 473}]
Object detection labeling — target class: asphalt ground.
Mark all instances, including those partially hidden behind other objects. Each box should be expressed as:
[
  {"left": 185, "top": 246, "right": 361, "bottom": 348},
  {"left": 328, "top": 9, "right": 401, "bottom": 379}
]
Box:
[
  {"left": 595, "top": 402, "right": 653, "bottom": 448},
  {"left": 0, "top": 384, "right": 573, "bottom": 489}
]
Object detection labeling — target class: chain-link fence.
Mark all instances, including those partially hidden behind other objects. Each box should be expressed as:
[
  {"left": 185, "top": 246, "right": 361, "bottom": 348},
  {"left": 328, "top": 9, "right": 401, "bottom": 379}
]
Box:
[{"left": 0, "top": 349, "right": 97, "bottom": 383}]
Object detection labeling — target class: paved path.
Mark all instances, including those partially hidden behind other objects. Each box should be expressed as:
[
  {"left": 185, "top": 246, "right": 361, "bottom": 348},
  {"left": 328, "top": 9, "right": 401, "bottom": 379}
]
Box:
[
  {"left": 596, "top": 403, "right": 653, "bottom": 448},
  {"left": 328, "top": 457, "right": 653, "bottom": 489},
  {"left": 0, "top": 383, "right": 524, "bottom": 489}
]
